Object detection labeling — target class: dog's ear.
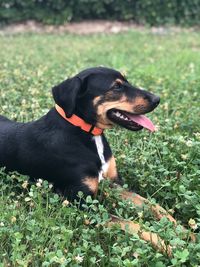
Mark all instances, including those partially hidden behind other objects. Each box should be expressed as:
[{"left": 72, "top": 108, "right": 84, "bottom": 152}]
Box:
[{"left": 52, "top": 77, "right": 82, "bottom": 117}]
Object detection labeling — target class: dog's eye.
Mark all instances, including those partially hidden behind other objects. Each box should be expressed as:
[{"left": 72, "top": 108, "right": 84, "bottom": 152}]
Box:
[{"left": 113, "top": 82, "right": 122, "bottom": 91}]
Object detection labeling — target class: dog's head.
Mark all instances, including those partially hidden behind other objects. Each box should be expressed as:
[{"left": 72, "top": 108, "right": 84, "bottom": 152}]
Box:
[{"left": 52, "top": 67, "right": 160, "bottom": 131}]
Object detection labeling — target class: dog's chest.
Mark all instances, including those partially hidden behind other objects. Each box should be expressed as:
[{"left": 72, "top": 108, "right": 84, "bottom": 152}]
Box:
[{"left": 93, "top": 136, "right": 109, "bottom": 181}]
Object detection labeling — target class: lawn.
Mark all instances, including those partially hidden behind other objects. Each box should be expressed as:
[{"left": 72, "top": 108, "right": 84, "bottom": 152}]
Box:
[{"left": 0, "top": 29, "right": 200, "bottom": 266}]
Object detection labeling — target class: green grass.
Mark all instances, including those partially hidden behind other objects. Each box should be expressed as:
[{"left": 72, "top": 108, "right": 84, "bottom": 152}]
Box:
[{"left": 0, "top": 30, "right": 200, "bottom": 266}]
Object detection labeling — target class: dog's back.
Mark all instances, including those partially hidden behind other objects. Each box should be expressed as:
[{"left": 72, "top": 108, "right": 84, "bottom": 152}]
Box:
[
  {"left": 0, "top": 115, "right": 20, "bottom": 168},
  {"left": 0, "top": 115, "right": 11, "bottom": 123}
]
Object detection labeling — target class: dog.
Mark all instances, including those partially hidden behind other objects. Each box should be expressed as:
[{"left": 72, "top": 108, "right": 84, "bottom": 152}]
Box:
[
  {"left": 1, "top": 67, "right": 185, "bottom": 255},
  {"left": 0, "top": 67, "right": 159, "bottom": 199}
]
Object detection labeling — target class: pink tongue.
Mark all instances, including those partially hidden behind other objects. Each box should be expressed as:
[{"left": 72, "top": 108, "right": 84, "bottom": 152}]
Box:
[{"left": 126, "top": 114, "right": 156, "bottom": 132}]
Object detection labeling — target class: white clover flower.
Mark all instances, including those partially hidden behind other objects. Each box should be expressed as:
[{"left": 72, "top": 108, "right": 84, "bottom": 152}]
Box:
[
  {"left": 36, "top": 182, "right": 42, "bottom": 188},
  {"left": 62, "top": 200, "right": 69, "bottom": 207},
  {"left": 179, "top": 136, "right": 185, "bottom": 143},
  {"left": 22, "top": 181, "right": 28, "bottom": 189},
  {"left": 181, "top": 154, "right": 188, "bottom": 160},
  {"left": 74, "top": 255, "right": 84, "bottom": 263},
  {"left": 49, "top": 184, "right": 53, "bottom": 189},
  {"left": 163, "top": 103, "right": 169, "bottom": 110},
  {"left": 185, "top": 140, "right": 193, "bottom": 147},
  {"left": 194, "top": 132, "right": 200, "bottom": 139},
  {"left": 138, "top": 211, "right": 143, "bottom": 218},
  {"left": 188, "top": 218, "right": 198, "bottom": 230},
  {"left": 21, "top": 99, "right": 26, "bottom": 105},
  {"left": 11, "top": 216, "right": 16, "bottom": 223},
  {"left": 25, "top": 197, "right": 31, "bottom": 202}
]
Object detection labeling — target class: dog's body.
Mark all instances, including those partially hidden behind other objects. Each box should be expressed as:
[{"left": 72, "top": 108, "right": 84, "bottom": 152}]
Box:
[
  {"left": 0, "top": 110, "right": 114, "bottom": 199},
  {"left": 0, "top": 67, "right": 159, "bottom": 200}
]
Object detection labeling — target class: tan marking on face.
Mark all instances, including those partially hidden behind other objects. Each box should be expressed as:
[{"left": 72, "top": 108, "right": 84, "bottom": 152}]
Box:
[
  {"left": 115, "top": 78, "right": 123, "bottom": 84},
  {"left": 103, "top": 156, "right": 118, "bottom": 180},
  {"left": 95, "top": 95, "right": 133, "bottom": 129},
  {"left": 134, "top": 97, "right": 148, "bottom": 107},
  {"left": 93, "top": 93, "right": 149, "bottom": 129},
  {"left": 110, "top": 78, "right": 124, "bottom": 88},
  {"left": 93, "top": 96, "right": 101, "bottom": 106},
  {"left": 120, "top": 70, "right": 127, "bottom": 77},
  {"left": 82, "top": 177, "right": 98, "bottom": 195}
]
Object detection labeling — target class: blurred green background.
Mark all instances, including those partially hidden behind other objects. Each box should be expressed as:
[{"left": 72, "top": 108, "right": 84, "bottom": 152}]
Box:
[{"left": 0, "top": 0, "right": 200, "bottom": 26}]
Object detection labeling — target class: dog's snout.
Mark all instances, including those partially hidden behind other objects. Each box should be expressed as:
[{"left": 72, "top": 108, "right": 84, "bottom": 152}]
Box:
[{"left": 151, "top": 95, "right": 160, "bottom": 107}]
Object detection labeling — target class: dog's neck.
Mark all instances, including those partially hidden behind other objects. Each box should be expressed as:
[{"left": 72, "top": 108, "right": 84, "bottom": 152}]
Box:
[{"left": 55, "top": 104, "right": 103, "bottom": 136}]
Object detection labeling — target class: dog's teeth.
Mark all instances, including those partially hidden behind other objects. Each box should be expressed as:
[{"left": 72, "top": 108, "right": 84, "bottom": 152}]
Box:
[
  {"left": 115, "top": 111, "right": 121, "bottom": 117},
  {"left": 114, "top": 111, "right": 129, "bottom": 121}
]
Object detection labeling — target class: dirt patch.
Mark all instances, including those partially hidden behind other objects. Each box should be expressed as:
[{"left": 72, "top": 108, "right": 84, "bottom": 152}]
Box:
[
  {"left": 0, "top": 20, "right": 197, "bottom": 35},
  {"left": 0, "top": 20, "right": 142, "bottom": 35}
]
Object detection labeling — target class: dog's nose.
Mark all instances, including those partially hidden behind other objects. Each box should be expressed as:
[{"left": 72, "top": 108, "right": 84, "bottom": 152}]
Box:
[{"left": 152, "top": 95, "right": 160, "bottom": 107}]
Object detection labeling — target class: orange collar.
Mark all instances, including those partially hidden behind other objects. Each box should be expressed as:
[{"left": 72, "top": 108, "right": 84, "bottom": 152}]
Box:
[{"left": 55, "top": 104, "right": 103, "bottom": 136}]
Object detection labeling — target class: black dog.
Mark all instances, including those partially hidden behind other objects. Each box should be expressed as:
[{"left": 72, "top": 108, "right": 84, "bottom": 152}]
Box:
[{"left": 0, "top": 67, "right": 159, "bottom": 201}]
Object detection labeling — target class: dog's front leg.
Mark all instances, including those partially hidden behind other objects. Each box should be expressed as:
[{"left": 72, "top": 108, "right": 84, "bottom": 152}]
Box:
[
  {"left": 104, "top": 157, "right": 176, "bottom": 223},
  {"left": 111, "top": 184, "right": 196, "bottom": 241},
  {"left": 107, "top": 214, "right": 172, "bottom": 257},
  {"left": 118, "top": 186, "right": 177, "bottom": 224}
]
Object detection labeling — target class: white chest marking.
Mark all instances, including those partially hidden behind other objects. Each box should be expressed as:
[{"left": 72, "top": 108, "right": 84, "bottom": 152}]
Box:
[{"left": 93, "top": 136, "right": 108, "bottom": 181}]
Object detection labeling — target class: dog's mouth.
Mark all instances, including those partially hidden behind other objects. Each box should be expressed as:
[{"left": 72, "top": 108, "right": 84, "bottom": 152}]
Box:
[{"left": 107, "top": 109, "right": 156, "bottom": 132}]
